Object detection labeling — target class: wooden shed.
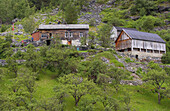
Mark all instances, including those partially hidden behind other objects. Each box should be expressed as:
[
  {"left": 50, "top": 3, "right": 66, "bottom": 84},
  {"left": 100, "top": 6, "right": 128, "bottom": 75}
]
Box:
[{"left": 115, "top": 29, "right": 166, "bottom": 58}]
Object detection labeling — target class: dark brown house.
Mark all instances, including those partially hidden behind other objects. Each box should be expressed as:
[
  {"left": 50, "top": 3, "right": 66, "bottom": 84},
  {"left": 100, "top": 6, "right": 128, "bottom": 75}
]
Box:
[{"left": 37, "top": 24, "right": 89, "bottom": 46}]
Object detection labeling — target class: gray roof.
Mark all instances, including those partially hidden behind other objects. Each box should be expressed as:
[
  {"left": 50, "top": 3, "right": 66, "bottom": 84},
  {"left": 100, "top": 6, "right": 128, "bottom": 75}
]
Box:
[
  {"left": 123, "top": 29, "right": 166, "bottom": 43},
  {"left": 38, "top": 24, "right": 89, "bottom": 30},
  {"left": 115, "top": 27, "right": 137, "bottom": 31}
]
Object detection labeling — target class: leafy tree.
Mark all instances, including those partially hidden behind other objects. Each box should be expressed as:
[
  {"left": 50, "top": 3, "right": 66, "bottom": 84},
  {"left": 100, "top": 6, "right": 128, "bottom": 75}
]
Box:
[
  {"left": 64, "top": 3, "right": 78, "bottom": 24},
  {"left": 130, "top": 0, "right": 157, "bottom": 16},
  {"left": 24, "top": 44, "right": 44, "bottom": 72},
  {"left": 107, "top": 67, "right": 128, "bottom": 91},
  {"left": 57, "top": 74, "right": 98, "bottom": 106},
  {"left": 97, "top": 23, "right": 113, "bottom": 48},
  {"left": 6, "top": 56, "right": 19, "bottom": 77},
  {"left": 161, "top": 52, "right": 170, "bottom": 64},
  {"left": 88, "top": 31, "right": 96, "bottom": 49},
  {"left": 135, "top": 16, "right": 163, "bottom": 31},
  {"left": 37, "top": 98, "right": 64, "bottom": 111},
  {"left": 45, "top": 48, "right": 78, "bottom": 75},
  {"left": 87, "top": 60, "right": 107, "bottom": 83},
  {"left": 145, "top": 62, "right": 169, "bottom": 104},
  {"left": 0, "top": 38, "right": 13, "bottom": 59},
  {"left": 22, "top": 16, "right": 36, "bottom": 34},
  {"left": 122, "top": 93, "right": 131, "bottom": 111}
]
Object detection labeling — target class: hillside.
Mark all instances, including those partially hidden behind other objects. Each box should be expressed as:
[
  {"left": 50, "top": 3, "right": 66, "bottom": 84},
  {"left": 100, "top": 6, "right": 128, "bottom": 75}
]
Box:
[{"left": 0, "top": 0, "right": 170, "bottom": 111}]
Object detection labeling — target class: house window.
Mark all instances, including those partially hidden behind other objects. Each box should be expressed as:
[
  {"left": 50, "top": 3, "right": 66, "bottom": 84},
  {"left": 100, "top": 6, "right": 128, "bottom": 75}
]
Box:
[
  {"left": 70, "top": 32, "right": 73, "bottom": 38},
  {"left": 80, "top": 32, "right": 83, "bottom": 37},
  {"left": 41, "top": 34, "right": 48, "bottom": 38},
  {"left": 65, "top": 32, "right": 68, "bottom": 38}
]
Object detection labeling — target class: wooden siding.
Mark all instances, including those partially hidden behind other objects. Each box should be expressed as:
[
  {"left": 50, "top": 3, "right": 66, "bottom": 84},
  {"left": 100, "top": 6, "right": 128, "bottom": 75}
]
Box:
[
  {"left": 32, "top": 32, "right": 40, "bottom": 41},
  {"left": 39, "top": 29, "right": 89, "bottom": 40},
  {"left": 116, "top": 31, "right": 132, "bottom": 50}
]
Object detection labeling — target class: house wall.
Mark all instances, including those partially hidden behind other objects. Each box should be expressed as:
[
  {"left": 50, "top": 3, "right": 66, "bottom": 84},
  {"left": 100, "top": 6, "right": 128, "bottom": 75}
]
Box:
[
  {"left": 38, "top": 29, "right": 89, "bottom": 46},
  {"left": 111, "top": 27, "right": 117, "bottom": 41},
  {"left": 32, "top": 32, "right": 40, "bottom": 41}
]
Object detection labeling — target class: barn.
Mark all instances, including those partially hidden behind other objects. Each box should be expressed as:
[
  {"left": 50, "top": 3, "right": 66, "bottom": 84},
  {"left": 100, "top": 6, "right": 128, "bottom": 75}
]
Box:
[{"left": 115, "top": 29, "right": 166, "bottom": 58}]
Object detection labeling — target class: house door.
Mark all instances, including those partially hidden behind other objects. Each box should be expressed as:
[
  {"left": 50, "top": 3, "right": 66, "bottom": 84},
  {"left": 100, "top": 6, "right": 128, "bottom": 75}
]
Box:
[
  {"left": 46, "top": 40, "right": 51, "bottom": 46},
  {"left": 68, "top": 40, "right": 72, "bottom": 45}
]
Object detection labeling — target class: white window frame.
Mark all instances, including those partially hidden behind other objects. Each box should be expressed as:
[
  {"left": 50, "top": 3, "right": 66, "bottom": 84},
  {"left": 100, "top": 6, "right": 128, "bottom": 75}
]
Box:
[{"left": 79, "top": 32, "right": 83, "bottom": 38}]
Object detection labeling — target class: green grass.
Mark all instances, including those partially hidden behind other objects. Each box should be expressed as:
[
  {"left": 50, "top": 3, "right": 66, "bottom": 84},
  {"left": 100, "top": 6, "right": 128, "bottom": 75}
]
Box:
[
  {"left": 114, "top": 85, "right": 170, "bottom": 111},
  {"left": 1, "top": 67, "right": 170, "bottom": 111}
]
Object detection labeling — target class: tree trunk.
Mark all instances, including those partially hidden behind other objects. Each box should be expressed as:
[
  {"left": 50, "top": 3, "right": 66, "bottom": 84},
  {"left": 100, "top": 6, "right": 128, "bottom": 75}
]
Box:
[{"left": 158, "top": 91, "right": 161, "bottom": 104}]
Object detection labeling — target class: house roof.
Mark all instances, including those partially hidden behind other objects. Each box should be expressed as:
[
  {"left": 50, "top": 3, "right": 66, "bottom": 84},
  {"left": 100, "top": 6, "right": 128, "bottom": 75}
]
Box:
[
  {"left": 115, "top": 27, "right": 137, "bottom": 31},
  {"left": 123, "top": 29, "right": 166, "bottom": 43},
  {"left": 38, "top": 24, "right": 89, "bottom": 30}
]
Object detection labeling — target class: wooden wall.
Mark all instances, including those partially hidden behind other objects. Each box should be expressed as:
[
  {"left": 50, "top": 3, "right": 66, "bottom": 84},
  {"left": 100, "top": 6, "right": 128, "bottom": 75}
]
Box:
[{"left": 38, "top": 29, "right": 89, "bottom": 40}]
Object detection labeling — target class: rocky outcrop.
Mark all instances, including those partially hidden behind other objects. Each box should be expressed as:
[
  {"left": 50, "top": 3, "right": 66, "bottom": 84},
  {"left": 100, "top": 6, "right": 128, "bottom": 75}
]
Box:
[
  {"left": 120, "top": 80, "right": 143, "bottom": 86},
  {"left": 78, "top": 0, "right": 112, "bottom": 25}
]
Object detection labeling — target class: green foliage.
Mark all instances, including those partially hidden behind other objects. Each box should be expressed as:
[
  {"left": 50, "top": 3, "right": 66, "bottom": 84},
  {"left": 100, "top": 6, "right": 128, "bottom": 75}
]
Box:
[
  {"left": 64, "top": 3, "right": 79, "bottom": 24},
  {"left": 24, "top": 44, "right": 44, "bottom": 72},
  {"left": 130, "top": 0, "right": 157, "bottom": 16},
  {"left": 88, "top": 31, "right": 96, "bottom": 48},
  {"left": 145, "top": 62, "right": 170, "bottom": 104},
  {"left": 161, "top": 52, "right": 170, "bottom": 64},
  {"left": 125, "top": 57, "right": 134, "bottom": 63},
  {"left": 135, "top": 15, "right": 164, "bottom": 31},
  {"left": 101, "top": 8, "right": 125, "bottom": 26},
  {"left": 0, "top": 38, "right": 13, "bottom": 59},
  {"left": 0, "top": 0, "right": 35, "bottom": 23},
  {"left": 6, "top": 56, "right": 19, "bottom": 78},
  {"left": 57, "top": 74, "right": 98, "bottom": 106},
  {"left": 22, "top": 16, "right": 36, "bottom": 33},
  {"left": 97, "top": 23, "right": 113, "bottom": 48},
  {"left": 0, "top": 24, "right": 10, "bottom": 32}
]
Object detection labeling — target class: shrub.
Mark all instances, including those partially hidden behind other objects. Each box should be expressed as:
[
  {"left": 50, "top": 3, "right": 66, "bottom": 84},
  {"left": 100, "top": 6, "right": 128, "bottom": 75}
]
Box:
[{"left": 161, "top": 52, "right": 170, "bottom": 64}]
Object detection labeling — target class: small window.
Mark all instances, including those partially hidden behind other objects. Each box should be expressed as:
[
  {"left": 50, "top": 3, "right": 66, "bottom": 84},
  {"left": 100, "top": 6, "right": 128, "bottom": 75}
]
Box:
[
  {"left": 65, "top": 32, "right": 68, "bottom": 38},
  {"left": 70, "top": 32, "right": 73, "bottom": 38},
  {"left": 41, "top": 34, "right": 48, "bottom": 37},
  {"left": 79, "top": 32, "right": 83, "bottom": 37}
]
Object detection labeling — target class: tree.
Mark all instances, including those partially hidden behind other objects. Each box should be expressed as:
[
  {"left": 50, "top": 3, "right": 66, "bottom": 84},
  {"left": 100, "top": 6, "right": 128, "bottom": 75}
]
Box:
[
  {"left": 64, "top": 3, "right": 79, "bottom": 24},
  {"left": 144, "top": 62, "right": 169, "bottom": 104},
  {"left": 97, "top": 23, "right": 113, "bottom": 48},
  {"left": 87, "top": 60, "right": 107, "bottom": 83},
  {"left": 130, "top": 0, "right": 157, "bottom": 16},
  {"left": 135, "top": 16, "right": 163, "bottom": 31},
  {"left": 161, "top": 52, "right": 170, "bottom": 64},
  {"left": 24, "top": 44, "right": 44, "bottom": 72},
  {"left": 45, "top": 48, "right": 78, "bottom": 75},
  {"left": 57, "top": 74, "right": 98, "bottom": 106},
  {"left": 88, "top": 31, "right": 96, "bottom": 49},
  {"left": 0, "top": 38, "right": 13, "bottom": 59},
  {"left": 6, "top": 56, "right": 19, "bottom": 77},
  {"left": 22, "top": 16, "right": 36, "bottom": 34},
  {"left": 107, "top": 67, "right": 128, "bottom": 91},
  {"left": 1, "top": 69, "right": 37, "bottom": 110}
]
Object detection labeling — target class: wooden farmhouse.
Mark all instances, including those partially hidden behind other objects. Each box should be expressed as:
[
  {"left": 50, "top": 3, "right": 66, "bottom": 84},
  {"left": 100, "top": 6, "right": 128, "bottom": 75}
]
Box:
[
  {"left": 111, "top": 26, "right": 137, "bottom": 41},
  {"left": 35, "top": 24, "right": 89, "bottom": 46},
  {"left": 115, "top": 29, "right": 166, "bottom": 58}
]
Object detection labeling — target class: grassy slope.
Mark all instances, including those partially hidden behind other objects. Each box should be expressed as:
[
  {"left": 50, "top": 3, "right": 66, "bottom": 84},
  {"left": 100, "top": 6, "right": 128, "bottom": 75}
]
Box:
[{"left": 34, "top": 70, "right": 170, "bottom": 111}]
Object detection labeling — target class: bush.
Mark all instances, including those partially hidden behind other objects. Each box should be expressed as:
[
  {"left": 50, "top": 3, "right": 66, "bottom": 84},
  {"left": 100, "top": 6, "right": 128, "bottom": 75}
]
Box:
[
  {"left": 125, "top": 58, "right": 134, "bottom": 63},
  {"left": 161, "top": 52, "right": 170, "bottom": 64}
]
